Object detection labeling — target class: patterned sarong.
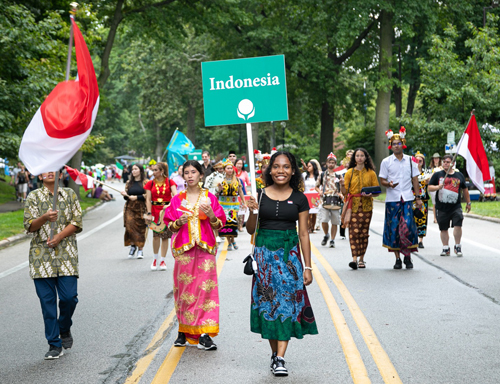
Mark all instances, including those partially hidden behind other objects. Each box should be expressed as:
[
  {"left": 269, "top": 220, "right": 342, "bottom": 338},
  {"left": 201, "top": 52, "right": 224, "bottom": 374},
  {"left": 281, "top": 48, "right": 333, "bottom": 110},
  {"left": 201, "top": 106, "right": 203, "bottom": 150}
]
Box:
[
  {"left": 349, "top": 210, "right": 373, "bottom": 257},
  {"left": 251, "top": 229, "right": 318, "bottom": 341},
  {"left": 174, "top": 247, "right": 219, "bottom": 344},
  {"left": 413, "top": 200, "right": 428, "bottom": 237},
  {"left": 382, "top": 199, "right": 418, "bottom": 257}
]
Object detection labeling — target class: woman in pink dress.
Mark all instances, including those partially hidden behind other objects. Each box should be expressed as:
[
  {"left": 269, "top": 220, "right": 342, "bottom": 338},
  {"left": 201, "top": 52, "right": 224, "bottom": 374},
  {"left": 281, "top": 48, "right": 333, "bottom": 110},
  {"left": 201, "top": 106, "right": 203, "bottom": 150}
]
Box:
[{"left": 164, "top": 160, "right": 226, "bottom": 350}]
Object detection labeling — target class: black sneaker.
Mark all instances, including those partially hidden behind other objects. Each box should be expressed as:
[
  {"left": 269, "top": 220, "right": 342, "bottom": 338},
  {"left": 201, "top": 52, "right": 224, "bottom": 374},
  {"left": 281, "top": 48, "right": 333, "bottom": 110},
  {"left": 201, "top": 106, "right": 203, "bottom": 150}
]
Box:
[
  {"left": 440, "top": 248, "right": 451, "bottom": 256},
  {"left": 393, "top": 258, "right": 402, "bottom": 269},
  {"left": 271, "top": 356, "right": 288, "bottom": 376},
  {"left": 321, "top": 234, "right": 329, "bottom": 246},
  {"left": 44, "top": 345, "right": 63, "bottom": 360},
  {"left": 454, "top": 245, "right": 463, "bottom": 257},
  {"left": 197, "top": 333, "right": 217, "bottom": 350},
  {"left": 174, "top": 332, "right": 186, "bottom": 347},
  {"left": 404, "top": 257, "right": 413, "bottom": 269},
  {"left": 270, "top": 352, "right": 277, "bottom": 371},
  {"left": 418, "top": 242, "right": 424, "bottom": 249},
  {"left": 330, "top": 240, "right": 335, "bottom": 248},
  {"left": 60, "top": 331, "right": 73, "bottom": 349}
]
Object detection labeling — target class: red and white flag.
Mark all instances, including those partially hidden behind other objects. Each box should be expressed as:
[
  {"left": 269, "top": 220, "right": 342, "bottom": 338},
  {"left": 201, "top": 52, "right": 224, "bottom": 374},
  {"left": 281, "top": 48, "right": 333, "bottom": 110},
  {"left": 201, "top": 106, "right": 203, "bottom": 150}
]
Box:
[
  {"left": 19, "top": 17, "right": 99, "bottom": 175},
  {"left": 456, "top": 115, "right": 491, "bottom": 193},
  {"left": 65, "top": 165, "right": 94, "bottom": 191}
]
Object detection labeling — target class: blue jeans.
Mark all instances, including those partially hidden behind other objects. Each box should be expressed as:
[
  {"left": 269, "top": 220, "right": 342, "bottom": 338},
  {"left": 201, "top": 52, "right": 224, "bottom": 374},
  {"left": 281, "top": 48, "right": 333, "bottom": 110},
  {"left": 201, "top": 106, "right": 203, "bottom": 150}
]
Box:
[{"left": 34, "top": 276, "right": 78, "bottom": 347}]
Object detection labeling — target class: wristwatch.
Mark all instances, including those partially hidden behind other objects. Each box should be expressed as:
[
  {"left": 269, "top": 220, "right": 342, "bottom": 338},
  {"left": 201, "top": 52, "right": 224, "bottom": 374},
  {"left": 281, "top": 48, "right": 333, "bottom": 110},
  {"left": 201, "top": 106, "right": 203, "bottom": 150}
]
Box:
[{"left": 147, "top": 212, "right": 151, "bottom": 215}]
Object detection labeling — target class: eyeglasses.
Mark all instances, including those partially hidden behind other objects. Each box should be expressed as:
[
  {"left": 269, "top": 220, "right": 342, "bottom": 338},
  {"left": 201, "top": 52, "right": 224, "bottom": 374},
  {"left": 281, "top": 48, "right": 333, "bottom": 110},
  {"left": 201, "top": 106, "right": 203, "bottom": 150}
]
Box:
[{"left": 392, "top": 142, "right": 403, "bottom": 146}]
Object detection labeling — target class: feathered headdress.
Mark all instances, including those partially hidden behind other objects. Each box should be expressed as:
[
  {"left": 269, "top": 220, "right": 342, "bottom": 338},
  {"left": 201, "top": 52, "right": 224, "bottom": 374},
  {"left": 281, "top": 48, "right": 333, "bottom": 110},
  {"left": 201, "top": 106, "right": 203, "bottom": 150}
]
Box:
[{"left": 386, "top": 126, "right": 407, "bottom": 149}]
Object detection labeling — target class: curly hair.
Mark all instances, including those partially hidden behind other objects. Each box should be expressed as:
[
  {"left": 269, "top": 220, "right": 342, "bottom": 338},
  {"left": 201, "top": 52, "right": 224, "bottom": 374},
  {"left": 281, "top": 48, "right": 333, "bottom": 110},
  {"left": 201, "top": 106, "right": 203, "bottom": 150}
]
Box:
[
  {"left": 264, "top": 152, "right": 304, "bottom": 192},
  {"left": 347, "top": 148, "right": 376, "bottom": 171}
]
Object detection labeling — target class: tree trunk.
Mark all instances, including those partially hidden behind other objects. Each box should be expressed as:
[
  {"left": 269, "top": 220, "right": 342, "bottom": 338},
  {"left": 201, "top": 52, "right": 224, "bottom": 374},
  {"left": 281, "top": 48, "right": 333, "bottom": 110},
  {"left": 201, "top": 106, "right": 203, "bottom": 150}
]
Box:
[
  {"left": 320, "top": 101, "right": 334, "bottom": 161},
  {"left": 374, "top": 10, "right": 393, "bottom": 172},
  {"left": 155, "top": 120, "right": 162, "bottom": 162},
  {"left": 68, "top": 150, "right": 82, "bottom": 199},
  {"left": 186, "top": 102, "right": 196, "bottom": 146},
  {"left": 406, "top": 80, "right": 420, "bottom": 116},
  {"left": 97, "top": 0, "right": 124, "bottom": 88},
  {"left": 393, "top": 84, "right": 402, "bottom": 118}
]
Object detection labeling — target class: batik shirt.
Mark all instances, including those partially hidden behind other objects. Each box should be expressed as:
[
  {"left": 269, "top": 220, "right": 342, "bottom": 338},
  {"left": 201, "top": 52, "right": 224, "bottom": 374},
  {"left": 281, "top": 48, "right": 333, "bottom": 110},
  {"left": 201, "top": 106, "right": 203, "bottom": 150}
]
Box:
[
  {"left": 316, "top": 170, "right": 340, "bottom": 196},
  {"left": 23, "top": 186, "right": 83, "bottom": 279}
]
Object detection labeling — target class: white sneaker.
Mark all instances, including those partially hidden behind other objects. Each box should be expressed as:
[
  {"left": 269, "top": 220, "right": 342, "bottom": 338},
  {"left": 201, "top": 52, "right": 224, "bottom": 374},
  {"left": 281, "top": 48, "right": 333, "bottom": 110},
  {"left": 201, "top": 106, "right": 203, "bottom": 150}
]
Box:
[
  {"left": 216, "top": 237, "right": 223, "bottom": 243},
  {"left": 137, "top": 250, "right": 144, "bottom": 259},
  {"left": 159, "top": 260, "right": 167, "bottom": 271},
  {"left": 151, "top": 259, "right": 158, "bottom": 271}
]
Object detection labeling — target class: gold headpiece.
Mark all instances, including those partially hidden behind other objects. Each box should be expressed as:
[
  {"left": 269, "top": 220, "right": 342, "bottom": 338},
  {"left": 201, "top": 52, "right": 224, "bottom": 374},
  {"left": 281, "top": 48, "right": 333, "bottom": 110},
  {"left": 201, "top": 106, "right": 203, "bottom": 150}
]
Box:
[{"left": 385, "top": 126, "right": 407, "bottom": 149}]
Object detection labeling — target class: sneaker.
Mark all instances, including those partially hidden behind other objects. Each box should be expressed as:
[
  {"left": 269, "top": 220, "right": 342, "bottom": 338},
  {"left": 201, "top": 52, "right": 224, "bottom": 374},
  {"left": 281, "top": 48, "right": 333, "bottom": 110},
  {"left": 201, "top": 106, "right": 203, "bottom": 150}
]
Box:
[
  {"left": 271, "top": 356, "right": 288, "bottom": 376},
  {"left": 159, "top": 260, "right": 167, "bottom": 271},
  {"left": 197, "top": 333, "right": 217, "bottom": 350},
  {"left": 216, "top": 236, "right": 223, "bottom": 243},
  {"left": 418, "top": 242, "right": 424, "bottom": 249},
  {"left": 174, "top": 332, "right": 186, "bottom": 347},
  {"left": 393, "top": 258, "right": 402, "bottom": 270},
  {"left": 60, "top": 331, "right": 73, "bottom": 349},
  {"left": 233, "top": 242, "right": 239, "bottom": 250},
  {"left": 321, "top": 234, "right": 330, "bottom": 246},
  {"left": 128, "top": 245, "right": 137, "bottom": 257},
  {"left": 440, "top": 248, "right": 450, "bottom": 257},
  {"left": 151, "top": 259, "right": 158, "bottom": 271},
  {"left": 44, "top": 345, "right": 63, "bottom": 360},
  {"left": 329, "top": 240, "right": 335, "bottom": 248},
  {"left": 404, "top": 257, "right": 413, "bottom": 269},
  {"left": 454, "top": 245, "right": 463, "bottom": 257},
  {"left": 137, "top": 250, "right": 144, "bottom": 259},
  {"left": 270, "top": 352, "right": 277, "bottom": 371},
  {"left": 227, "top": 244, "right": 233, "bottom": 251}
]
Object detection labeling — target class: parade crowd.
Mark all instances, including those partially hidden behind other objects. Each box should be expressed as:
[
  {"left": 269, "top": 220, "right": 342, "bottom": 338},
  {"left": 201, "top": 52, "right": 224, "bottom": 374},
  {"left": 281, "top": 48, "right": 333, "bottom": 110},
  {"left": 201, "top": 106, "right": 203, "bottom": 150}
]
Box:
[{"left": 22, "top": 132, "right": 474, "bottom": 376}]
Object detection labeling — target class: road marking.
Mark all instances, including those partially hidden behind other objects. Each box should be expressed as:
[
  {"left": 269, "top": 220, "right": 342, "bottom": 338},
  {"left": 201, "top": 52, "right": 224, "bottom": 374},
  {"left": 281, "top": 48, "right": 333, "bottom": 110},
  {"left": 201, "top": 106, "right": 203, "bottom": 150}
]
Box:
[
  {"left": 124, "top": 242, "right": 228, "bottom": 384},
  {"left": 0, "top": 212, "right": 123, "bottom": 280},
  {"left": 311, "top": 244, "right": 403, "bottom": 384},
  {"left": 311, "top": 259, "right": 371, "bottom": 384}
]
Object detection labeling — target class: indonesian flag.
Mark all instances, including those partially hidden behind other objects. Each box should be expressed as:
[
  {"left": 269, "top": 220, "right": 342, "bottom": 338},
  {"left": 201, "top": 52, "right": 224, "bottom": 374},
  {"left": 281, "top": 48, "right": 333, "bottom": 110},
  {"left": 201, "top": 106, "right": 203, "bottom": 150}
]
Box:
[
  {"left": 115, "top": 161, "right": 123, "bottom": 179},
  {"left": 66, "top": 165, "right": 94, "bottom": 191},
  {"left": 19, "top": 17, "right": 99, "bottom": 175},
  {"left": 456, "top": 115, "right": 491, "bottom": 193},
  {"left": 333, "top": 165, "right": 347, "bottom": 175}
]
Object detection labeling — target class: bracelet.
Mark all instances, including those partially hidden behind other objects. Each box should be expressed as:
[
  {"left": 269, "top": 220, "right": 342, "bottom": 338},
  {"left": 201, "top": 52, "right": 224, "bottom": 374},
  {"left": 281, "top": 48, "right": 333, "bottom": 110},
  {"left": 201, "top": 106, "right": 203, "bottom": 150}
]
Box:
[
  {"left": 169, "top": 220, "right": 182, "bottom": 231},
  {"left": 466, "top": 202, "right": 471, "bottom": 205},
  {"left": 304, "top": 266, "right": 313, "bottom": 271},
  {"left": 210, "top": 218, "right": 223, "bottom": 229}
]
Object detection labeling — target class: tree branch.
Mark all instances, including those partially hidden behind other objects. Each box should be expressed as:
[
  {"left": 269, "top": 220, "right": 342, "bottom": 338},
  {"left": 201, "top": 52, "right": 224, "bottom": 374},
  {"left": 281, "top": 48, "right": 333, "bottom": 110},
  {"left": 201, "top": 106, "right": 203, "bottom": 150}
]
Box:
[{"left": 335, "top": 17, "right": 377, "bottom": 65}]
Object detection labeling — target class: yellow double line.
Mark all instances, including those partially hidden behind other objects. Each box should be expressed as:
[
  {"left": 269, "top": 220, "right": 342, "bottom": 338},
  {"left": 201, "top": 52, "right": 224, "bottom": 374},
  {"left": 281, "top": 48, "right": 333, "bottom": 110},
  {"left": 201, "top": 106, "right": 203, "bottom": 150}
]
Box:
[
  {"left": 311, "top": 244, "right": 402, "bottom": 384},
  {"left": 124, "top": 242, "right": 228, "bottom": 384}
]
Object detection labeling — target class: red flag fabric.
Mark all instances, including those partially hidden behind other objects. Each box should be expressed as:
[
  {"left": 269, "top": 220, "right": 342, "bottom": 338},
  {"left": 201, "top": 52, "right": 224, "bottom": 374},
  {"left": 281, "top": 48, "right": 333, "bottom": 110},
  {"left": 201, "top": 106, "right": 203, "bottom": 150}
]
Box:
[
  {"left": 19, "top": 17, "right": 99, "bottom": 175},
  {"left": 66, "top": 166, "right": 94, "bottom": 191},
  {"left": 456, "top": 115, "right": 491, "bottom": 193}
]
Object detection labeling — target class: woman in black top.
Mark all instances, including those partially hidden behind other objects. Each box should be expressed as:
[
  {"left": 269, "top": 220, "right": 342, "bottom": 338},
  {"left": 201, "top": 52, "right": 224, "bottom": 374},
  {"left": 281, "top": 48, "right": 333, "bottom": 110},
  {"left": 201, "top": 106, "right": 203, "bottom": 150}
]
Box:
[
  {"left": 121, "top": 164, "right": 148, "bottom": 259},
  {"left": 247, "top": 152, "right": 318, "bottom": 377}
]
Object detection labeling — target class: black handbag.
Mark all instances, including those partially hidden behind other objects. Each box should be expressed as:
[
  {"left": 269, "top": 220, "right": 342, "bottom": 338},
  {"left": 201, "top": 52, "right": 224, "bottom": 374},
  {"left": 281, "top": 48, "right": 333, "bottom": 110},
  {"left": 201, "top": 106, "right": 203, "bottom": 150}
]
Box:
[
  {"left": 243, "top": 190, "right": 263, "bottom": 276},
  {"left": 360, "top": 186, "right": 382, "bottom": 195}
]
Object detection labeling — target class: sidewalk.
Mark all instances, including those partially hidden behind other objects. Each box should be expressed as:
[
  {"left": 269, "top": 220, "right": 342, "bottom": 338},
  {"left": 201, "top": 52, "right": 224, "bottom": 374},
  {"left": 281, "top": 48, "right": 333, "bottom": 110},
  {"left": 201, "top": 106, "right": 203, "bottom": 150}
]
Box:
[{"left": 0, "top": 200, "right": 24, "bottom": 213}]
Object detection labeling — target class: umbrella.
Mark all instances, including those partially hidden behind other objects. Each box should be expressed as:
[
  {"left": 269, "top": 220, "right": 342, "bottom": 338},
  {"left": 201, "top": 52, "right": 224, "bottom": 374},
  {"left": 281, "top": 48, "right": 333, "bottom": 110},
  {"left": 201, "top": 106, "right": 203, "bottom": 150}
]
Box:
[
  {"left": 94, "top": 163, "right": 105, "bottom": 168},
  {"left": 115, "top": 155, "right": 137, "bottom": 160}
]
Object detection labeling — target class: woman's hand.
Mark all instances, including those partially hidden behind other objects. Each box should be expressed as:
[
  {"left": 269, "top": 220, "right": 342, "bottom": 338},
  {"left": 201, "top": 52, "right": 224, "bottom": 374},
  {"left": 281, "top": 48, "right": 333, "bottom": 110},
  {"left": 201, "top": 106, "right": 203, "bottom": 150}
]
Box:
[
  {"left": 339, "top": 175, "right": 345, "bottom": 187},
  {"left": 199, "top": 202, "right": 215, "bottom": 220},
  {"left": 144, "top": 214, "right": 152, "bottom": 225},
  {"left": 361, "top": 192, "right": 372, "bottom": 197},
  {"left": 177, "top": 214, "right": 189, "bottom": 226},
  {"left": 300, "top": 158, "right": 307, "bottom": 169},
  {"left": 120, "top": 191, "right": 128, "bottom": 197},
  {"left": 303, "top": 269, "right": 313, "bottom": 286},
  {"left": 129, "top": 195, "right": 137, "bottom": 201},
  {"left": 217, "top": 183, "right": 223, "bottom": 191},
  {"left": 246, "top": 196, "right": 258, "bottom": 211}
]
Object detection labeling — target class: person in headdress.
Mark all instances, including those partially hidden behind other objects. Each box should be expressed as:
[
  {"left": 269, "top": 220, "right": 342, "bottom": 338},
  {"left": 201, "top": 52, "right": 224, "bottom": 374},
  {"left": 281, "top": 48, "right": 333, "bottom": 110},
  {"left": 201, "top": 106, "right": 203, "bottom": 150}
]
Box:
[
  {"left": 379, "top": 127, "right": 422, "bottom": 269},
  {"left": 413, "top": 152, "right": 431, "bottom": 248},
  {"left": 428, "top": 153, "right": 442, "bottom": 223},
  {"left": 254, "top": 149, "right": 275, "bottom": 190},
  {"left": 204, "top": 161, "right": 224, "bottom": 195}
]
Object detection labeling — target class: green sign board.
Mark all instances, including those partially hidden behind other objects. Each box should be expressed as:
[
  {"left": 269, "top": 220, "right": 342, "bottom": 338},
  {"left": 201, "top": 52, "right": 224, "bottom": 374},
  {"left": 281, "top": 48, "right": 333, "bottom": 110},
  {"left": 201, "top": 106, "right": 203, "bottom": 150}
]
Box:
[
  {"left": 201, "top": 55, "right": 288, "bottom": 127},
  {"left": 188, "top": 149, "right": 203, "bottom": 161}
]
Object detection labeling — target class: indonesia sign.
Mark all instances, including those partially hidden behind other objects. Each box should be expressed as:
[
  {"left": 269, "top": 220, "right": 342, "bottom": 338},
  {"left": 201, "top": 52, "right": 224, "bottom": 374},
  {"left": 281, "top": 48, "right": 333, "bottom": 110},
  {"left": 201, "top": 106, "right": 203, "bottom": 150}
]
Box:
[{"left": 201, "top": 55, "right": 288, "bottom": 127}]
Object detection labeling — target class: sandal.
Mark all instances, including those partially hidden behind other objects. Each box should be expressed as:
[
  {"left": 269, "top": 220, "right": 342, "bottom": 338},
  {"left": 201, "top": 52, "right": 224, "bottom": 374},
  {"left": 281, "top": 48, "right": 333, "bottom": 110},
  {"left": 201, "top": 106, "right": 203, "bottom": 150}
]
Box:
[
  {"left": 358, "top": 261, "right": 366, "bottom": 268},
  {"left": 349, "top": 261, "right": 358, "bottom": 270}
]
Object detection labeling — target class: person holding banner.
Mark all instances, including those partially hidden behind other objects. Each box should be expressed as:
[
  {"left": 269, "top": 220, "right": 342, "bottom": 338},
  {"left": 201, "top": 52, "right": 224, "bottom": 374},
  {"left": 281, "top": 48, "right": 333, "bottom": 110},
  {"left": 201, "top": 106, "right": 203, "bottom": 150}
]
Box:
[
  {"left": 164, "top": 160, "right": 226, "bottom": 350},
  {"left": 121, "top": 164, "right": 148, "bottom": 259},
  {"left": 217, "top": 160, "right": 246, "bottom": 250},
  {"left": 340, "top": 148, "right": 380, "bottom": 269},
  {"left": 24, "top": 169, "right": 83, "bottom": 359},
  {"left": 145, "top": 162, "right": 177, "bottom": 271},
  {"left": 246, "top": 151, "right": 318, "bottom": 377}
]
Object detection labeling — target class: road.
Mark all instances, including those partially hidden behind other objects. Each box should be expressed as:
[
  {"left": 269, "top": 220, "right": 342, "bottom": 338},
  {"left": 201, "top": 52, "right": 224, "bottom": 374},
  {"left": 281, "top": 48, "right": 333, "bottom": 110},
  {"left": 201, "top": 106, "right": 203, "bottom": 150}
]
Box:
[{"left": 1, "top": 192, "right": 499, "bottom": 384}]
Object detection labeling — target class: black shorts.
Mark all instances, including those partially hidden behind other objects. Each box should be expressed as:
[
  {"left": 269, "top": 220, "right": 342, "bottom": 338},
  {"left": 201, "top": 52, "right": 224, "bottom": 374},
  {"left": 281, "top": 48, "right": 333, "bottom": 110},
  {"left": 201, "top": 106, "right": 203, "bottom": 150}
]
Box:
[{"left": 436, "top": 207, "right": 463, "bottom": 231}]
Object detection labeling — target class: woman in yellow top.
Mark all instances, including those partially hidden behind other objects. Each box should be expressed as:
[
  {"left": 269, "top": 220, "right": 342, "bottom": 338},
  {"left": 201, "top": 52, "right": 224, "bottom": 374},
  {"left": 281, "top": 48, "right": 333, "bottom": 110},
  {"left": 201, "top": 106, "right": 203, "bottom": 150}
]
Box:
[{"left": 340, "top": 148, "right": 380, "bottom": 270}]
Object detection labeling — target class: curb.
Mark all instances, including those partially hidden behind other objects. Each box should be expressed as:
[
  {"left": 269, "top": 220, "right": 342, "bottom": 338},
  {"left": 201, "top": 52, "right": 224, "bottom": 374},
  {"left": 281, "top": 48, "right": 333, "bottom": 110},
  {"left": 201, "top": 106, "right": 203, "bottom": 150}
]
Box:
[{"left": 0, "top": 200, "right": 104, "bottom": 251}]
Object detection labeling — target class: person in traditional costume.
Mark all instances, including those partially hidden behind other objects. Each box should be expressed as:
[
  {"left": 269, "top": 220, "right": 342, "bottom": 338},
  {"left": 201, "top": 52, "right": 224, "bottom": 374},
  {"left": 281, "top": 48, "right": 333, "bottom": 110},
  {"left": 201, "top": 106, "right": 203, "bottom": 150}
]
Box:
[
  {"left": 339, "top": 148, "right": 380, "bottom": 269},
  {"left": 341, "top": 149, "right": 354, "bottom": 167},
  {"left": 234, "top": 158, "right": 250, "bottom": 231},
  {"left": 379, "top": 127, "right": 422, "bottom": 269},
  {"left": 145, "top": 162, "right": 177, "bottom": 271},
  {"left": 121, "top": 164, "right": 148, "bottom": 259},
  {"left": 164, "top": 160, "right": 226, "bottom": 350},
  {"left": 429, "top": 153, "right": 442, "bottom": 223},
  {"left": 217, "top": 159, "right": 246, "bottom": 251},
  {"left": 300, "top": 159, "right": 321, "bottom": 232},
  {"left": 254, "top": 149, "right": 276, "bottom": 190},
  {"left": 413, "top": 152, "right": 431, "bottom": 248},
  {"left": 204, "top": 161, "right": 224, "bottom": 195},
  {"left": 246, "top": 151, "right": 318, "bottom": 377}
]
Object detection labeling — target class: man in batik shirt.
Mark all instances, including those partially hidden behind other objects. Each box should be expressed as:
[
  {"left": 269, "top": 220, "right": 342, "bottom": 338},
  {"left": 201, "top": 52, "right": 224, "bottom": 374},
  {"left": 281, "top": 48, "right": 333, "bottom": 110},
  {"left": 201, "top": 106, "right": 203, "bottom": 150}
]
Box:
[{"left": 24, "top": 170, "right": 82, "bottom": 360}]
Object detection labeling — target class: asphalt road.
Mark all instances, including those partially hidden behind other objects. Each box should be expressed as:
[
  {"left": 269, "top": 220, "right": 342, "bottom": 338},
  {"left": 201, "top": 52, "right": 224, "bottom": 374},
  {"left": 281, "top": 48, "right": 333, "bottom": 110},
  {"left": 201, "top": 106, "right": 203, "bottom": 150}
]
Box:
[{"left": 1, "top": 193, "right": 499, "bottom": 384}]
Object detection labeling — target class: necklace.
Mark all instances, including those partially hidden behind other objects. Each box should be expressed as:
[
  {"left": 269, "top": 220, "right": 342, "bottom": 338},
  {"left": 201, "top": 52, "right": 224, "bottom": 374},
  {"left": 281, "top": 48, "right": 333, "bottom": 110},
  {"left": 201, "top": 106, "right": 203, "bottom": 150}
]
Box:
[{"left": 155, "top": 181, "right": 167, "bottom": 196}]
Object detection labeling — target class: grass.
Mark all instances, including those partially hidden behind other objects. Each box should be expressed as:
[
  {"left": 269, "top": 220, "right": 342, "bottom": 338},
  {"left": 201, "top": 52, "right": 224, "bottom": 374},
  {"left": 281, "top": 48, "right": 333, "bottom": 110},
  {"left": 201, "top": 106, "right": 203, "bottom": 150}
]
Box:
[
  {"left": 0, "top": 186, "right": 102, "bottom": 241},
  {"left": 0, "top": 176, "right": 16, "bottom": 205}
]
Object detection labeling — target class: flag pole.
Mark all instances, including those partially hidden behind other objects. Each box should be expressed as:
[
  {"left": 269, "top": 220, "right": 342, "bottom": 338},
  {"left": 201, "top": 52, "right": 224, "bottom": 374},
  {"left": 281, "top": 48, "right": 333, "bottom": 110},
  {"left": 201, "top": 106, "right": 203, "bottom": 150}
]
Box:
[
  {"left": 50, "top": 2, "right": 78, "bottom": 240},
  {"left": 87, "top": 176, "right": 123, "bottom": 194},
  {"left": 443, "top": 109, "right": 474, "bottom": 180},
  {"left": 161, "top": 128, "right": 179, "bottom": 161}
]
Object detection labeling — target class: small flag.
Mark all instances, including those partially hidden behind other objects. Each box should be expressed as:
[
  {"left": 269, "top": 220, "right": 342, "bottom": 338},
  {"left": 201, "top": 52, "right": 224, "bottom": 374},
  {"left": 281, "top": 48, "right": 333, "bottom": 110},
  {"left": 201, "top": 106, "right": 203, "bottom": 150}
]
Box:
[
  {"left": 115, "top": 161, "right": 123, "bottom": 179},
  {"left": 166, "top": 130, "right": 195, "bottom": 155},
  {"left": 456, "top": 115, "right": 491, "bottom": 193},
  {"left": 19, "top": 18, "right": 99, "bottom": 175},
  {"left": 66, "top": 165, "right": 94, "bottom": 191}
]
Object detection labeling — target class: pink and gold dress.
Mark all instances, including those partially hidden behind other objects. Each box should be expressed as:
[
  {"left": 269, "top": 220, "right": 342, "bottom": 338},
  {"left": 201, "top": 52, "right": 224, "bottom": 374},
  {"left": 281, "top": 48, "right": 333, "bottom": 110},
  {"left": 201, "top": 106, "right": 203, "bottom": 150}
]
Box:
[{"left": 164, "top": 189, "right": 226, "bottom": 344}]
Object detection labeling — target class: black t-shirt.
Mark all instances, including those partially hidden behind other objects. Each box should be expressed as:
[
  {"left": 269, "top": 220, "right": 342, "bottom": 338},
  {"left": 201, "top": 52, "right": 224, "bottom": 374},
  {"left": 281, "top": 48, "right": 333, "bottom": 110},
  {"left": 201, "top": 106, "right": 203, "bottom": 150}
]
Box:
[
  {"left": 202, "top": 164, "right": 214, "bottom": 179},
  {"left": 125, "top": 180, "right": 146, "bottom": 201},
  {"left": 429, "top": 170, "right": 467, "bottom": 212},
  {"left": 258, "top": 190, "right": 310, "bottom": 230}
]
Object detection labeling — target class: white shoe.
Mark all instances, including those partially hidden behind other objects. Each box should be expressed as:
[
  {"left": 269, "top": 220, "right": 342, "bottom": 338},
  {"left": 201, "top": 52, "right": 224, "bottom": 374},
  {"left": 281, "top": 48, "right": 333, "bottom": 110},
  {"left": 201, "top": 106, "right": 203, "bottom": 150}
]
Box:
[
  {"left": 151, "top": 259, "right": 158, "bottom": 271},
  {"left": 137, "top": 250, "right": 144, "bottom": 259},
  {"left": 159, "top": 260, "right": 167, "bottom": 271},
  {"left": 216, "top": 237, "right": 223, "bottom": 243}
]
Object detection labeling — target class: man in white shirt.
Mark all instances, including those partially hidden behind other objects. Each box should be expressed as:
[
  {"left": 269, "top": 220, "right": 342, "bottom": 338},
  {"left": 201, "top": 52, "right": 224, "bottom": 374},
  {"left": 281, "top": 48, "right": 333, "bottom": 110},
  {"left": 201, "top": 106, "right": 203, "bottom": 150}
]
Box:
[{"left": 379, "top": 128, "right": 422, "bottom": 269}]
